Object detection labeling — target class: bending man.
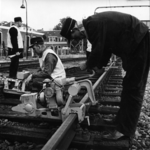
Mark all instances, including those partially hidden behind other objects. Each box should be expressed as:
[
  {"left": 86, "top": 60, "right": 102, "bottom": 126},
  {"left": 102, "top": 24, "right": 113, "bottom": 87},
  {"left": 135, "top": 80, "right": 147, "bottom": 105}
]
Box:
[{"left": 60, "top": 11, "right": 150, "bottom": 139}]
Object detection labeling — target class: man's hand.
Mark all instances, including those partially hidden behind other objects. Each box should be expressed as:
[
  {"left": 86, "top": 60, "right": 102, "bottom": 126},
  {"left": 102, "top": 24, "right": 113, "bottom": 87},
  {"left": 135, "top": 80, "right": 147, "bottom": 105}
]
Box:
[
  {"left": 94, "top": 67, "right": 105, "bottom": 75},
  {"left": 80, "top": 62, "right": 87, "bottom": 70},
  {"left": 37, "top": 68, "right": 42, "bottom": 72},
  {"left": 16, "top": 52, "right": 20, "bottom": 56}
]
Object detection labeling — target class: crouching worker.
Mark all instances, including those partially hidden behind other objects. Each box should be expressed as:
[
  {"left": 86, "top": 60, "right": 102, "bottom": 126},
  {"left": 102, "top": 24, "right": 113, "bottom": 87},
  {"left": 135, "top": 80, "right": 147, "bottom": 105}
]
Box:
[{"left": 26, "top": 37, "right": 66, "bottom": 93}]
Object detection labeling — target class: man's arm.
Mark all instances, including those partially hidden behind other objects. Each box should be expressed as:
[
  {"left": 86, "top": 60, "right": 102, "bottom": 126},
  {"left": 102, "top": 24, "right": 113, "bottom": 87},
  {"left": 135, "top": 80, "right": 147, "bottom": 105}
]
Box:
[
  {"left": 32, "top": 53, "right": 57, "bottom": 78},
  {"left": 44, "top": 53, "right": 58, "bottom": 76},
  {"left": 9, "top": 27, "right": 18, "bottom": 52},
  {"left": 83, "top": 19, "right": 111, "bottom": 69}
]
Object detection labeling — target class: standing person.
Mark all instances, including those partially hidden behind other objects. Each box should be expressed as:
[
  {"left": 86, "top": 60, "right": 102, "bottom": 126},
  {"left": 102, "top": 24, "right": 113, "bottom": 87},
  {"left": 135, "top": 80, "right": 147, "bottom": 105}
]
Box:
[
  {"left": 7, "top": 17, "right": 23, "bottom": 79},
  {"left": 60, "top": 11, "right": 150, "bottom": 140}
]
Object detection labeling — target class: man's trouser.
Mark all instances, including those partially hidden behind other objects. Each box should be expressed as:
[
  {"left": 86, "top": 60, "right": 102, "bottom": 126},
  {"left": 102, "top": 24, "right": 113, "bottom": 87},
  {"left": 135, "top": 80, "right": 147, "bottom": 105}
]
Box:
[
  {"left": 9, "top": 56, "right": 19, "bottom": 78},
  {"left": 116, "top": 32, "right": 150, "bottom": 137},
  {"left": 26, "top": 77, "right": 46, "bottom": 92}
]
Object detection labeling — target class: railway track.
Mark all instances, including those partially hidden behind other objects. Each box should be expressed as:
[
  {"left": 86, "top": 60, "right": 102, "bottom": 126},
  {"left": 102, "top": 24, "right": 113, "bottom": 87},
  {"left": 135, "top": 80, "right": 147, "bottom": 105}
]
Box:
[
  {"left": 0, "top": 56, "right": 86, "bottom": 72},
  {"left": 42, "top": 61, "right": 130, "bottom": 150},
  {"left": 0, "top": 58, "right": 131, "bottom": 150}
]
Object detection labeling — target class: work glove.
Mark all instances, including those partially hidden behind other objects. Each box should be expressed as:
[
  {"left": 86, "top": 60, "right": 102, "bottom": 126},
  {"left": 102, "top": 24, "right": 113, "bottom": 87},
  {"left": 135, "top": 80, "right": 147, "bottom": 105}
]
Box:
[
  {"left": 94, "top": 67, "right": 105, "bottom": 74},
  {"left": 80, "top": 62, "right": 87, "bottom": 70},
  {"left": 37, "top": 68, "right": 42, "bottom": 72}
]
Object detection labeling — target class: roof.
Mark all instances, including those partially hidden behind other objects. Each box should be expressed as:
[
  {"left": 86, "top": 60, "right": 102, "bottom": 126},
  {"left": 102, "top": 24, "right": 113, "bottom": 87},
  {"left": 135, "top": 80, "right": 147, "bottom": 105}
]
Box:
[
  {"left": 0, "top": 25, "right": 43, "bottom": 35},
  {"left": 39, "top": 30, "right": 61, "bottom": 37},
  {"left": 0, "top": 21, "right": 38, "bottom": 32}
]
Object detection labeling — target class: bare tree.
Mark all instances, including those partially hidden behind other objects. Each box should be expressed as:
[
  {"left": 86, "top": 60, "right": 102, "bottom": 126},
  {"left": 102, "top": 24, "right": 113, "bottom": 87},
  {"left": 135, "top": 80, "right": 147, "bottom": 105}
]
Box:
[{"left": 53, "top": 17, "right": 70, "bottom": 30}]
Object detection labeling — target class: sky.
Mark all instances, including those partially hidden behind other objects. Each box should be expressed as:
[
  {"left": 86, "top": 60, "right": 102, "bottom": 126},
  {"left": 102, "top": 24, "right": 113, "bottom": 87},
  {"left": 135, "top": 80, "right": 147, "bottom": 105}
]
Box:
[{"left": 0, "top": 0, "right": 150, "bottom": 31}]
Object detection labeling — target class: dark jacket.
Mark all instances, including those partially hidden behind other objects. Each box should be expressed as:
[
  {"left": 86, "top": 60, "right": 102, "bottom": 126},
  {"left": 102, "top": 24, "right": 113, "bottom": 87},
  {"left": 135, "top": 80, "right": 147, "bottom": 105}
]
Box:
[
  {"left": 83, "top": 11, "right": 148, "bottom": 70},
  {"left": 8, "top": 27, "right": 23, "bottom": 58}
]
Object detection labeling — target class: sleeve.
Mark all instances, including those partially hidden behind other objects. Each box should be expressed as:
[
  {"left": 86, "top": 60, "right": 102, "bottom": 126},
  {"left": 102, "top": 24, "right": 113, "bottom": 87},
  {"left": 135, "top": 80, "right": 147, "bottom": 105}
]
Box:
[
  {"left": 44, "top": 53, "right": 58, "bottom": 76},
  {"left": 9, "top": 27, "right": 19, "bottom": 52},
  {"left": 85, "top": 19, "right": 110, "bottom": 69},
  {"left": 32, "top": 53, "right": 58, "bottom": 78}
]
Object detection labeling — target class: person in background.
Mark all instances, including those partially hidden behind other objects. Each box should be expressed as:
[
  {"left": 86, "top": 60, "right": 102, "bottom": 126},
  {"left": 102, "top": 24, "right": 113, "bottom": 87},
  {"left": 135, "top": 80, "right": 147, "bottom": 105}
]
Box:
[
  {"left": 7, "top": 17, "right": 23, "bottom": 79},
  {"left": 26, "top": 37, "right": 66, "bottom": 91},
  {"left": 60, "top": 11, "right": 150, "bottom": 140},
  {"left": 86, "top": 39, "right": 92, "bottom": 59},
  {"left": 2, "top": 41, "right": 8, "bottom": 59}
]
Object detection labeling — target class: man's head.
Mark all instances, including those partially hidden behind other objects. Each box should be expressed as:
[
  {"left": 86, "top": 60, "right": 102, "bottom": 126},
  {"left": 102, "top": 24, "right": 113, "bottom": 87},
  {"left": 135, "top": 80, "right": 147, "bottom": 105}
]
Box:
[
  {"left": 29, "top": 37, "right": 45, "bottom": 56},
  {"left": 60, "top": 17, "right": 84, "bottom": 44},
  {"left": 14, "top": 17, "right": 22, "bottom": 27}
]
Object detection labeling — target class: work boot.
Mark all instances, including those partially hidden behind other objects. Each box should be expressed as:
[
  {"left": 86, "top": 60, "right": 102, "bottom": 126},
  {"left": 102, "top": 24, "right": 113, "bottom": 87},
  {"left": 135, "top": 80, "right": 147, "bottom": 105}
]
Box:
[{"left": 102, "top": 130, "right": 124, "bottom": 140}]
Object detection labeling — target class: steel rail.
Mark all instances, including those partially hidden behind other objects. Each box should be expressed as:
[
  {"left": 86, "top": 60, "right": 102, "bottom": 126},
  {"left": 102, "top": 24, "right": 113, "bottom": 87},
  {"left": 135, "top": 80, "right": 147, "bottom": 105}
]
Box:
[
  {"left": 0, "top": 57, "right": 86, "bottom": 72},
  {"left": 0, "top": 57, "right": 86, "bottom": 67},
  {"left": 42, "top": 114, "right": 78, "bottom": 150},
  {"left": 42, "top": 62, "right": 115, "bottom": 150},
  {"left": 80, "top": 62, "right": 115, "bottom": 104}
]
